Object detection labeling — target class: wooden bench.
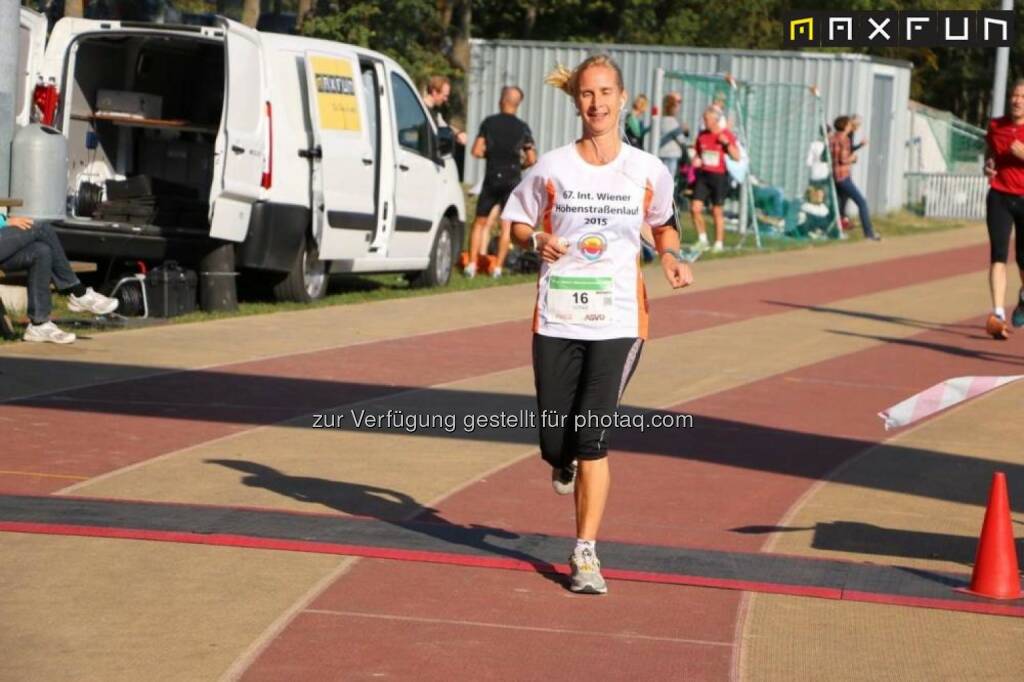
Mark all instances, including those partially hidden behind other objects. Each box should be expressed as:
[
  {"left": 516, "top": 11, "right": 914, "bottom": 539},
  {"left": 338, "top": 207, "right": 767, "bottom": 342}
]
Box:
[{"left": 0, "top": 198, "right": 24, "bottom": 339}]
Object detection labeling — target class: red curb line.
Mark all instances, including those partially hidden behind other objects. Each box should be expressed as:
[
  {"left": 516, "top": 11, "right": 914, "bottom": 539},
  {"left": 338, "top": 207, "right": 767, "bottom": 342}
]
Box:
[{"left": 4, "top": 520, "right": 1021, "bottom": 618}]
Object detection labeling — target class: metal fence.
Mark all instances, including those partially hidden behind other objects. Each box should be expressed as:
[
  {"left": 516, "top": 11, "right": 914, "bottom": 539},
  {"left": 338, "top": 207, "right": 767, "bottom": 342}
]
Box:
[
  {"left": 905, "top": 172, "right": 987, "bottom": 220},
  {"left": 467, "top": 39, "right": 912, "bottom": 212}
]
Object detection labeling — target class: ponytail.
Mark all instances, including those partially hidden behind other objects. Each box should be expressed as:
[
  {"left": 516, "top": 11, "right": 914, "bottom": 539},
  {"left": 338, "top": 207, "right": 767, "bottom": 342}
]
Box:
[{"left": 544, "top": 55, "right": 624, "bottom": 98}]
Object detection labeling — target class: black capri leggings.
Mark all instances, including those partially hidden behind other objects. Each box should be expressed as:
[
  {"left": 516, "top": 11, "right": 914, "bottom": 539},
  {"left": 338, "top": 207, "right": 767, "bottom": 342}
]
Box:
[
  {"left": 986, "top": 188, "right": 1024, "bottom": 265},
  {"left": 532, "top": 335, "right": 643, "bottom": 468}
]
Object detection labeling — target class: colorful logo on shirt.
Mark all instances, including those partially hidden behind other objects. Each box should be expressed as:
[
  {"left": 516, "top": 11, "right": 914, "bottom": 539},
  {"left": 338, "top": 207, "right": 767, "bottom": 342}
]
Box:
[{"left": 577, "top": 233, "right": 608, "bottom": 261}]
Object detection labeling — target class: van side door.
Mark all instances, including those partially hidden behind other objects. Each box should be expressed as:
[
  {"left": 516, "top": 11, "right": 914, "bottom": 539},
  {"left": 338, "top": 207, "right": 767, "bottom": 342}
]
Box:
[
  {"left": 16, "top": 7, "right": 48, "bottom": 127},
  {"left": 388, "top": 70, "right": 443, "bottom": 259},
  {"left": 362, "top": 59, "right": 396, "bottom": 256},
  {"left": 209, "top": 19, "right": 268, "bottom": 242},
  {"left": 301, "top": 50, "right": 376, "bottom": 261}
]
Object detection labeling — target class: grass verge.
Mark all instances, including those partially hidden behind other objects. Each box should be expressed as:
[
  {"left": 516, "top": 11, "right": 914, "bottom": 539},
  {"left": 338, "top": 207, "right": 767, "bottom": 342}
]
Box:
[{"left": 0, "top": 205, "right": 976, "bottom": 342}]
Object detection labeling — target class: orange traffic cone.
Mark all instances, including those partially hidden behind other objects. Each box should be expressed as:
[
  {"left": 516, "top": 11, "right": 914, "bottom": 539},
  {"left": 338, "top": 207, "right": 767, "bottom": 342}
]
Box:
[{"left": 960, "top": 472, "right": 1021, "bottom": 600}]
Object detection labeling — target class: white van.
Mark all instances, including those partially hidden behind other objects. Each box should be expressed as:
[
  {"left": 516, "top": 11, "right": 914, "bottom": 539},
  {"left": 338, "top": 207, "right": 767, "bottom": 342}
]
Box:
[{"left": 16, "top": 9, "right": 465, "bottom": 301}]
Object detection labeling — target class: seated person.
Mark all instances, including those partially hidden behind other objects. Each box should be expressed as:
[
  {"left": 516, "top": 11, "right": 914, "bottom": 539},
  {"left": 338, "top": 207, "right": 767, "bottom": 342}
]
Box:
[
  {"left": 750, "top": 175, "right": 786, "bottom": 230},
  {"left": 0, "top": 214, "right": 117, "bottom": 344},
  {"left": 795, "top": 185, "right": 835, "bottom": 238}
]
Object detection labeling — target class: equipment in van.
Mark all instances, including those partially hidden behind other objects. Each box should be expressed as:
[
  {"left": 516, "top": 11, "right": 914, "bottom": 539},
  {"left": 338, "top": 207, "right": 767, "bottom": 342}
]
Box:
[{"left": 95, "top": 90, "right": 162, "bottom": 120}]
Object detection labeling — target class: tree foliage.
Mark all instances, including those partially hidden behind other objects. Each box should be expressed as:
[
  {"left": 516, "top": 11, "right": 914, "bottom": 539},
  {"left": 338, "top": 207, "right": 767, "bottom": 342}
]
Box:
[{"left": 27, "top": 0, "right": 1024, "bottom": 126}]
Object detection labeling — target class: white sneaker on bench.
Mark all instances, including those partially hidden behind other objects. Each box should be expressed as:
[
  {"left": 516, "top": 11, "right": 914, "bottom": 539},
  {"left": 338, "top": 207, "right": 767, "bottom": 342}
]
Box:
[{"left": 23, "top": 321, "right": 76, "bottom": 344}]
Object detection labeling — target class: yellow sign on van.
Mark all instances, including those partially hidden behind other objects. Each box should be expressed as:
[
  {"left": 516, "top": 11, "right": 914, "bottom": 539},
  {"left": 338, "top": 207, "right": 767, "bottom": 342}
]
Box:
[{"left": 311, "top": 56, "right": 361, "bottom": 132}]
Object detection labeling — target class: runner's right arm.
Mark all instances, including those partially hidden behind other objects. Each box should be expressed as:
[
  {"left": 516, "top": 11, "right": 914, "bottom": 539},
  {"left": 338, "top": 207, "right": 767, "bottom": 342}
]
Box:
[{"left": 504, "top": 158, "right": 567, "bottom": 263}]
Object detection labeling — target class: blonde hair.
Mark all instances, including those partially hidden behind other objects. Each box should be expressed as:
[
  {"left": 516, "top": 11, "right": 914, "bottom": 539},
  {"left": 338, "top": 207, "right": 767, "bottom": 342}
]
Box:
[
  {"left": 632, "top": 94, "right": 648, "bottom": 109},
  {"left": 425, "top": 75, "right": 450, "bottom": 95},
  {"left": 545, "top": 55, "right": 624, "bottom": 97}
]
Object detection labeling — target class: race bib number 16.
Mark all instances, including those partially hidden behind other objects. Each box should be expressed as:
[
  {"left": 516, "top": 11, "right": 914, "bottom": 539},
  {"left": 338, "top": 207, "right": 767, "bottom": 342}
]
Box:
[{"left": 547, "top": 275, "right": 614, "bottom": 326}]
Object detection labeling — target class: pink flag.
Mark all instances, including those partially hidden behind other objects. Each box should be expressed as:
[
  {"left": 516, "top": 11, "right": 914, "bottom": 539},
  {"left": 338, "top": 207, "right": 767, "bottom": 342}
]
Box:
[{"left": 879, "top": 375, "right": 1024, "bottom": 430}]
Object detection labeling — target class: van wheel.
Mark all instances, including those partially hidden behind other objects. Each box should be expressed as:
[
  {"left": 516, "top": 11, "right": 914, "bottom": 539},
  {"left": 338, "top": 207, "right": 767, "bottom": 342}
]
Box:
[
  {"left": 409, "top": 217, "right": 455, "bottom": 288},
  {"left": 274, "top": 236, "right": 328, "bottom": 302}
]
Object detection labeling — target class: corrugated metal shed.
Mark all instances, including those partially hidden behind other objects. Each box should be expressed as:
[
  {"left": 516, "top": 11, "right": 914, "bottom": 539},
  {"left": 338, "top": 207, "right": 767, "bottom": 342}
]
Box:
[{"left": 466, "top": 39, "right": 911, "bottom": 213}]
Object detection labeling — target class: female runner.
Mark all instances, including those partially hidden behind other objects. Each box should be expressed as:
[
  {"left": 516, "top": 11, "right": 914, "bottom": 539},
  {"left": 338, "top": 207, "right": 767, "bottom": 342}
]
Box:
[
  {"left": 983, "top": 79, "right": 1024, "bottom": 339},
  {"left": 502, "top": 55, "right": 692, "bottom": 594}
]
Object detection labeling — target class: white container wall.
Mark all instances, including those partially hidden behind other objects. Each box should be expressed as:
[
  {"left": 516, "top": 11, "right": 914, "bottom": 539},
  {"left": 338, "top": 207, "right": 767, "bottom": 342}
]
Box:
[{"left": 466, "top": 40, "right": 911, "bottom": 213}]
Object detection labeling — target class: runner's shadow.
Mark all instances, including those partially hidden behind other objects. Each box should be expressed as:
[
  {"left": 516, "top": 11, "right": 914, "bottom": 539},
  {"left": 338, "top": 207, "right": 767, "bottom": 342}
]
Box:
[
  {"left": 762, "top": 301, "right": 981, "bottom": 338},
  {"left": 206, "top": 459, "right": 570, "bottom": 589},
  {"left": 733, "top": 521, "right": 1024, "bottom": 570},
  {"left": 828, "top": 330, "right": 1024, "bottom": 366}
]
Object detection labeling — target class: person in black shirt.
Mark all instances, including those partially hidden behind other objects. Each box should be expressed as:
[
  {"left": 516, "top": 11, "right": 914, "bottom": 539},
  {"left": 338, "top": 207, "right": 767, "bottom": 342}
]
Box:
[{"left": 467, "top": 86, "right": 536, "bottom": 277}]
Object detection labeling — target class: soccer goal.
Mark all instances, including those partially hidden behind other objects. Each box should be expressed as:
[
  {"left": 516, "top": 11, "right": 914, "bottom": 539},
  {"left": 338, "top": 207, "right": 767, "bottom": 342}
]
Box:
[
  {"left": 743, "top": 82, "right": 841, "bottom": 241},
  {"left": 651, "top": 69, "right": 759, "bottom": 248},
  {"left": 651, "top": 69, "right": 840, "bottom": 248}
]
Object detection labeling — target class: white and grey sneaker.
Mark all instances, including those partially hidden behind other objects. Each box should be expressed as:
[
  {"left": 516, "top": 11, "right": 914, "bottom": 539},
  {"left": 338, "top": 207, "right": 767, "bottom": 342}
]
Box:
[
  {"left": 551, "top": 460, "right": 577, "bottom": 495},
  {"left": 67, "top": 287, "right": 118, "bottom": 315},
  {"left": 569, "top": 547, "right": 607, "bottom": 594},
  {"left": 23, "top": 321, "right": 76, "bottom": 344}
]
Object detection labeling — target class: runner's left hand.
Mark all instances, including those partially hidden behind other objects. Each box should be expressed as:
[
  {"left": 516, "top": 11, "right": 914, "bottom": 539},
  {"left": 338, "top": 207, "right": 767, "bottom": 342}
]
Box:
[
  {"left": 1011, "top": 140, "right": 1024, "bottom": 160},
  {"left": 662, "top": 255, "right": 693, "bottom": 289}
]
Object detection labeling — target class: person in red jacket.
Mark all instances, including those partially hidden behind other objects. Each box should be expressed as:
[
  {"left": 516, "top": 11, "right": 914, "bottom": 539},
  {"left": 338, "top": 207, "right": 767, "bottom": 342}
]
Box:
[
  {"left": 690, "top": 106, "right": 740, "bottom": 253},
  {"left": 983, "top": 79, "right": 1024, "bottom": 339}
]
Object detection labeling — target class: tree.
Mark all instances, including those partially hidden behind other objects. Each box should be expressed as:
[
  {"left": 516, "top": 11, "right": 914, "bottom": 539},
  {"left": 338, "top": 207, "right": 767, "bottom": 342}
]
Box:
[
  {"left": 296, "top": 0, "right": 312, "bottom": 30},
  {"left": 241, "top": 0, "right": 260, "bottom": 26},
  {"left": 437, "top": 0, "right": 471, "bottom": 72}
]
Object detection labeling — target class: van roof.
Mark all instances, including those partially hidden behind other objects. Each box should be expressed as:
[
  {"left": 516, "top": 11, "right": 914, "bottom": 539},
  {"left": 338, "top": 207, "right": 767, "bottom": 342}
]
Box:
[
  {"left": 46, "top": 18, "right": 416, "bottom": 90},
  {"left": 257, "top": 31, "right": 403, "bottom": 74}
]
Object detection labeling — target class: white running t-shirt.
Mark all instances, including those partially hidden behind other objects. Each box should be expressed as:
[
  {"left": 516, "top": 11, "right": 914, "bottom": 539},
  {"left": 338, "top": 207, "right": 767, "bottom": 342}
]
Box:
[{"left": 502, "top": 142, "right": 675, "bottom": 341}]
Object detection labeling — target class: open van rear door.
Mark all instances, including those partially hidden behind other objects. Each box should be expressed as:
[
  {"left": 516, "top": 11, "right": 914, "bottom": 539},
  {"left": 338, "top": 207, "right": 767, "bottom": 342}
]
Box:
[
  {"left": 209, "top": 19, "right": 268, "bottom": 242},
  {"left": 301, "top": 50, "right": 377, "bottom": 260},
  {"left": 17, "top": 7, "right": 48, "bottom": 126}
]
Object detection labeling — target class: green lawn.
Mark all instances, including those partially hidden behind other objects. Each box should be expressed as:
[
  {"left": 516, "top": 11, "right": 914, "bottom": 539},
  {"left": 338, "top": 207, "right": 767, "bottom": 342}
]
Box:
[{"left": 0, "top": 196, "right": 977, "bottom": 342}]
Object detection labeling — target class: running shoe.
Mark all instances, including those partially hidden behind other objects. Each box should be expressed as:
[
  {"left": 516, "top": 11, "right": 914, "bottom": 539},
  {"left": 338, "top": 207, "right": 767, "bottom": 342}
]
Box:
[
  {"left": 693, "top": 239, "right": 710, "bottom": 252},
  {"left": 986, "top": 314, "right": 1011, "bottom": 340},
  {"left": 67, "top": 287, "right": 118, "bottom": 315},
  {"left": 569, "top": 547, "right": 607, "bottom": 594},
  {"left": 1012, "top": 303, "right": 1024, "bottom": 328},
  {"left": 711, "top": 241, "right": 724, "bottom": 253},
  {"left": 551, "top": 460, "right": 577, "bottom": 495},
  {"left": 23, "top": 321, "right": 76, "bottom": 344}
]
